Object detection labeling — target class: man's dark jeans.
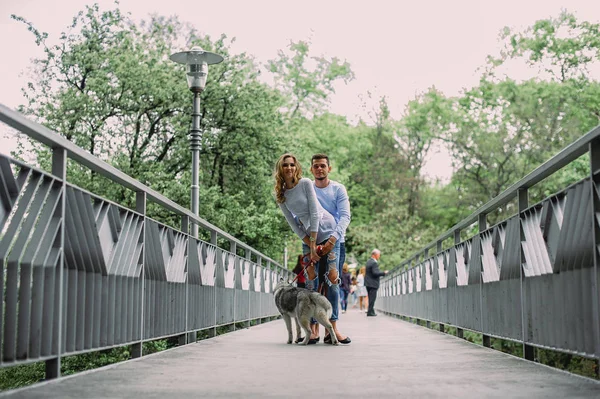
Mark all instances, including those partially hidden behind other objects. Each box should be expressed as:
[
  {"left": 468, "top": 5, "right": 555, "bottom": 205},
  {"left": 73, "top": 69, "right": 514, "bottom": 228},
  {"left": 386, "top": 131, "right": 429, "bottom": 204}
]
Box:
[
  {"left": 339, "top": 242, "right": 346, "bottom": 273},
  {"left": 367, "top": 287, "right": 378, "bottom": 315}
]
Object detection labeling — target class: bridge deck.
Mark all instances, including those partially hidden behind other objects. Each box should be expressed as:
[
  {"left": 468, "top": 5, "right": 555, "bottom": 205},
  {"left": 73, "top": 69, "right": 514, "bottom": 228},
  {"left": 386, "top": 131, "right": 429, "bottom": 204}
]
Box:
[{"left": 2, "top": 309, "right": 600, "bottom": 398}]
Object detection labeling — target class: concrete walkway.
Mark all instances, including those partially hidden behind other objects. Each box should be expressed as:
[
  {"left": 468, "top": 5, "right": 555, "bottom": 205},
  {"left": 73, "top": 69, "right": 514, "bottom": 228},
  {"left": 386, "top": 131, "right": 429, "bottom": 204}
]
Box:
[{"left": 3, "top": 309, "right": 600, "bottom": 398}]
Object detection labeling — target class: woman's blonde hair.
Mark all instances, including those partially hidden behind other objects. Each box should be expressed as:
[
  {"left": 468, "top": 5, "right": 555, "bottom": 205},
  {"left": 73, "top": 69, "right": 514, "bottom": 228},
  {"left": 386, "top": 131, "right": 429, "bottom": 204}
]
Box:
[
  {"left": 274, "top": 153, "right": 302, "bottom": 204},
  {"left": 360, "top": 266, "right": 366, "bottom": 275},
  {"left": 342, "top": 263, "right": 349, "bottom": 273}
]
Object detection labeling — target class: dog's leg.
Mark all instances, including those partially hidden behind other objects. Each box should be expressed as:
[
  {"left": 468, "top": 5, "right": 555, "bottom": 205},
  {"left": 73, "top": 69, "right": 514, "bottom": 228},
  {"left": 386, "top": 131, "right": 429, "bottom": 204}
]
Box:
[
  {"left": 315, "top": 310, "right": 339, "bottom": 346},
  {"left": 297, "top": 315, "right": 312, "bottom": 345},
  {"left": 294, "top": 316, "right": 303, "bottom": 343},
  {"left": 282, "top": 314, "right": 293, "bottom": 344}
]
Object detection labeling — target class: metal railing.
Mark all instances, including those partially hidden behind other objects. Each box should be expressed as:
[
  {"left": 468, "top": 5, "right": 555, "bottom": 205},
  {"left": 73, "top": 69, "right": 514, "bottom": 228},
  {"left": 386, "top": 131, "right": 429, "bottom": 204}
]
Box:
[
  {"left": 378, "top": 123, "right": 600, "bottom": 361},
  {"left": 0, "top": 104, "right": 289, "bottom": 378}
]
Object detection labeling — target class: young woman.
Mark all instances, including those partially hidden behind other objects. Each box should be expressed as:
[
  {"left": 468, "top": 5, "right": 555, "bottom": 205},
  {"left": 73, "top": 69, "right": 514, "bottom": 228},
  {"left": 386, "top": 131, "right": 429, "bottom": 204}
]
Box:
[
  {"left": 350, "top": 274, "right": 358, "bottom": 308},
  {"left": 357, "top": 266, "right": 368, "bottom": 312},
  {"left": 274, "top": 153, "right": 350, "bottom": 344}
]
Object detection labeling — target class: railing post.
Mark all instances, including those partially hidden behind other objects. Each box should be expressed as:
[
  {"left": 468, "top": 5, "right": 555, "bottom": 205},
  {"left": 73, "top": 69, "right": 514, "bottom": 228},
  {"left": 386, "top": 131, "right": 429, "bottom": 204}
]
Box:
[
  {"left": 231, "top": 241, "right": 237, "bottom": 329},
  {"left": 181, "top": 215, "right": 189, "bottom": 236},
  {"left": 46, "top": 148, "right": 67, "bottom": 380},
  {"left": 211, "top": 230, "right": 218, "bottom": 336},
  {"left": 245, "top": 249, "right": 253, "bottom": 325},
  {"left": 518, "top": 188, "right": 535, "bottom": 361},
  {"left": 183, "top": 215, "right": 197, "bottom": 344},
  {"left": 479, "top": 213, "right": 491, "bottom": 348},
  {"left": 176, "top": 213, "right": 190, "bottom": 346},
  {"left": 589, "top": 140, "right": 600, "bottom": 367},
  {"left": 454, "top": 230, "right": 464, "bottom": 339},
  {"left": 131, "top": 191, "right": 147, "bottom": 358},
  {"left": 257, "top": 256, "right": 263, "bottom": 318}
]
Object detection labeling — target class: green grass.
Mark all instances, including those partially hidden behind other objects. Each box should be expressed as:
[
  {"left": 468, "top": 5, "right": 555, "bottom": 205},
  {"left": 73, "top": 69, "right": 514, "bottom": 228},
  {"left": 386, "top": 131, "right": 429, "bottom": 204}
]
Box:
[
  {"left": 409, "top": 317, "right": 598, "bottom": 380},
  {"left": 0, "top": 320, "right": 270, "bottom": 392}
]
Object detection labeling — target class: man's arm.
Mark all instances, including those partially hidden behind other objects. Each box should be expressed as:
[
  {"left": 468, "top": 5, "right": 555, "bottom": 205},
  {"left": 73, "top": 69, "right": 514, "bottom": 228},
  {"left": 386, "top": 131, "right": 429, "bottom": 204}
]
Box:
[
  {"left": 318, "top": 184, "right": 351, "bottom": 254},
  {"left": 332, "top": 184, "right": 351, "bottom": 241},
  {"left": 371, "top": 260, "right": 386, "bottom": 277}
]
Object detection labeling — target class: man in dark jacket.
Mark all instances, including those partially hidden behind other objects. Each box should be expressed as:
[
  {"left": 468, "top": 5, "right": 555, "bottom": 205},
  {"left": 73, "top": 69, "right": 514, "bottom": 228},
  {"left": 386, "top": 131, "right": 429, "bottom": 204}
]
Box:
[{"left": 365, "top": 249, "right": 387, "bottom": 317}]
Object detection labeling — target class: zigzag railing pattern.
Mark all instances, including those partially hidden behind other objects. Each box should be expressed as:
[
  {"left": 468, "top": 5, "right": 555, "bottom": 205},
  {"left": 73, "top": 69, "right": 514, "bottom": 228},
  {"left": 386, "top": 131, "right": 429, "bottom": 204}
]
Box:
[
  {"left": 379, "top": 126, "right": 600, "bottom": 362},
  {"left": 0, "top": 104, "right": 289, "bottom": 378}
]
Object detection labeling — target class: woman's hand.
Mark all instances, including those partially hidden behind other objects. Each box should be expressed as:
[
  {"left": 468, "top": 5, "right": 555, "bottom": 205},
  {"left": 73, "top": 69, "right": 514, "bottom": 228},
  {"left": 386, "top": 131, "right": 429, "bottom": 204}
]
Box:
[{"left": 310, "top": 248, "right": 320, "bottom": 263}]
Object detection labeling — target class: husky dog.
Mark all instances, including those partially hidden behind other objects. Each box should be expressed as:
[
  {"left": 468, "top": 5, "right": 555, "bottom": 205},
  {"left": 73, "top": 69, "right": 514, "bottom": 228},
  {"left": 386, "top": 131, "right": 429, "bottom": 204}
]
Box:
[{"left": 273, "top": 280, "right": 339, "bottom": 345}]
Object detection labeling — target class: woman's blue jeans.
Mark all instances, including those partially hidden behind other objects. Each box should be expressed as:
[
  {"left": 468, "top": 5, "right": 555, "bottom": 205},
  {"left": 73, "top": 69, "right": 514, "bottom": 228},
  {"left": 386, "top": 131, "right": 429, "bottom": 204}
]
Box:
[{"left": 302, "top": 241, "right": 341, "bottom": 322}]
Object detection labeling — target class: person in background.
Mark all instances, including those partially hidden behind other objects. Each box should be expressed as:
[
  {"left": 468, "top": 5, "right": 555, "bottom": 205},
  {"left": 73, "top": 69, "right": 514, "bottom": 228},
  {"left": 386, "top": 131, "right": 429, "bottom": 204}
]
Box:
[
  {"left": 292, "top": 254, "right": 307, "bottom": 288},
  {"left": 357, "top": 266, "right": 368, "bottom": 312},
  {"left": 340, "top": 263, "right": 352, "bottom": 313},
  {"left": 350, "top": 274, "right": 358, "bottom": 308},
  {"left": 365, "top": 248, "right": 388, "bottom": 317}
]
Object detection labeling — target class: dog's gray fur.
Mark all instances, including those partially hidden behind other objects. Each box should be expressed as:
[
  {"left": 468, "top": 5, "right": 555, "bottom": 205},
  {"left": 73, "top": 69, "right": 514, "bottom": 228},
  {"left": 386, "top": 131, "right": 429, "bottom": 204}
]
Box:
[{"left": 273, "top": 280, "right": 339, "bottom": 345}]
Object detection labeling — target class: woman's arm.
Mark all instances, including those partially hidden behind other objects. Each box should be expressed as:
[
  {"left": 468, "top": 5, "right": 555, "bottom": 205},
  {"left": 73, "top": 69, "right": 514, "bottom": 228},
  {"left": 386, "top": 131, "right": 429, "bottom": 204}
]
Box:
[{"left": 278, "top": 203, "right": 305, "bottom": 240}]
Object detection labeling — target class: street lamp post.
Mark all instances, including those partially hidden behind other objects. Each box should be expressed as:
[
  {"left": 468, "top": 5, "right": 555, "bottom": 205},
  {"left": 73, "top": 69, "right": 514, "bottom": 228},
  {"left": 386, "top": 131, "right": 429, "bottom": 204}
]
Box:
[{"left": 170, "top": 46, "right": 223, "bottom": 238}]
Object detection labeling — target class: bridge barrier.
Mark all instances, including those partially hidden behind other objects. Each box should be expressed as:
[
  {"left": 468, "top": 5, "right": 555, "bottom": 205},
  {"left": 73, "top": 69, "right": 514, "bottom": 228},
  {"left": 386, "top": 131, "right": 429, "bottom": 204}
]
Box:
[
  {"left": 379, "top": 124, "right": 600, "bottom": 362},
  {"left": 0, "top": 104, "right": 288, "bottom": 378}
]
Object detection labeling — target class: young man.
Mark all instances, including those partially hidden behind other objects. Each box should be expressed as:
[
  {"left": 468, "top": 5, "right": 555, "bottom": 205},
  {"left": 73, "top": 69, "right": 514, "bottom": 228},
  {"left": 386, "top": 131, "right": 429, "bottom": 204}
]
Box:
[{"left": 310, "top": 153, "right": 351, "bottom": 344}]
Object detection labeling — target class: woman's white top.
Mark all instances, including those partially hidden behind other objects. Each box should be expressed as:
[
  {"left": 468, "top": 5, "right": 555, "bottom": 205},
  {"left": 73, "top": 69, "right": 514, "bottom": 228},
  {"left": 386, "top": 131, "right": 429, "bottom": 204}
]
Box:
[
  {"left": 357, "top": 274, "right": 364, "bottom": 287},
  {"left": 279, "top": 178, "right": 336, "bottom": 243}
]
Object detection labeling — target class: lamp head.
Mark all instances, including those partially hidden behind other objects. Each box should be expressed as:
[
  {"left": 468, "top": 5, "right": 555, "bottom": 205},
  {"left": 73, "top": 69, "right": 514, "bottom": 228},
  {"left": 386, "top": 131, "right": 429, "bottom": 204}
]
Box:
[{"left": 170, "top": 46, "right": 224, "bottom": 92}]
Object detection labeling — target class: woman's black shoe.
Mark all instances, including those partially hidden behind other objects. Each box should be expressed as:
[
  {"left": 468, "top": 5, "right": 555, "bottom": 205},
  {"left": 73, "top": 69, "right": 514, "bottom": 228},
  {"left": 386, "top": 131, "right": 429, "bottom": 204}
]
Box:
[
  {"left": 295, "top": 336, "right": 304, "bottom": 343},
  {"left": 307, "top": 336, "right": 320, "bottom": 345},
  {"left": 324, "top": 335, "right": 351, "bottom": 344}
]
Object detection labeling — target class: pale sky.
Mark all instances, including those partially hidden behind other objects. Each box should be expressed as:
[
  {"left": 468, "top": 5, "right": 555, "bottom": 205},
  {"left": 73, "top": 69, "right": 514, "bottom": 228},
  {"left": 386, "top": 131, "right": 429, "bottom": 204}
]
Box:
[{"left": 1, "top": 0, "right": 599, "bottom": 180}]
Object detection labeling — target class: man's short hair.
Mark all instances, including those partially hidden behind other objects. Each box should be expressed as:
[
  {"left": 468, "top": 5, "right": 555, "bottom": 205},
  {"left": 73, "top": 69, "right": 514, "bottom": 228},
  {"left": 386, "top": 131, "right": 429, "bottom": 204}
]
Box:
[
  {"left": 372, "top": 249, "right": 381, "bottom": 256},
  {"left": 311, "top": 153, "right": 330, "bottom": 166}
]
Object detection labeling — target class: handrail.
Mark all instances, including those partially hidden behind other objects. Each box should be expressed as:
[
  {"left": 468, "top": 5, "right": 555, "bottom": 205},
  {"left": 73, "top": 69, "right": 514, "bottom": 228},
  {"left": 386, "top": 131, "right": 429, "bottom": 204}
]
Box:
[
  {"left": 0, "top": 103, "right": 283, "bottom": 269},
  {"left": 394, "top": 123, "right": 600, "bottom": 269}
]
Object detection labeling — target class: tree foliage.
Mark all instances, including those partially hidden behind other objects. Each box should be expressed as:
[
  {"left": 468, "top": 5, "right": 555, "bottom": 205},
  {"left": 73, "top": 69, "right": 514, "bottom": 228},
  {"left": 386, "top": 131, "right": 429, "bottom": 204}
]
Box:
[{"left": 268, "top": 40, "right": 354, "bottom": 120}]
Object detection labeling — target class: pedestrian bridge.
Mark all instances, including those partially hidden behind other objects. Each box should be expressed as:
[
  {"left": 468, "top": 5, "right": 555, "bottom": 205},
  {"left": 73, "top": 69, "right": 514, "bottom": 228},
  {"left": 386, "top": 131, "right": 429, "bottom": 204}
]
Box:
[{"left": 1, "top": 104, "right": 600, "bottom": 397}]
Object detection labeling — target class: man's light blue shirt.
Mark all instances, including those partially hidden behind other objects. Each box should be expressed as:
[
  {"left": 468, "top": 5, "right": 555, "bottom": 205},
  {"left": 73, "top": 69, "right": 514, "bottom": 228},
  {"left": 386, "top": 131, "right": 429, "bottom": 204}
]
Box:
[{"left": 314, "top": 180, "right": 351, "bottom": 243}]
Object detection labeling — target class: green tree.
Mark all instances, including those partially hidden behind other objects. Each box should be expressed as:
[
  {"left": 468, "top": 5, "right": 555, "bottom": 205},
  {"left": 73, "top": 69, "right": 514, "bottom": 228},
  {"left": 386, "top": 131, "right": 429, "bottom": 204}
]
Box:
[
  {"left": 443, "top": 12, "right": 600, "bottom": 220},
  {"left": 395, "top": 88, "right": 452, "bottom": 216},
  {"left": 489, "top": 10, "right": 600, "bottom": 83},
  {"left": 267, "top": 40, "right": 354, "bottom": 120}
]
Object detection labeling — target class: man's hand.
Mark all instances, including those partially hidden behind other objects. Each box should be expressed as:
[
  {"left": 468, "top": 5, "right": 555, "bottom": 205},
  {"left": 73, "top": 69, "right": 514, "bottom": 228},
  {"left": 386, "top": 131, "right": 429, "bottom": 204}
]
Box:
[
  {"left": 318, "top": 237, "right": 336, "bottom": 256},
  {"left": 384, "top": 270, "right": 389, "bottom": 274},
  {"left": 309, "top": 250, "right": 320, "bottom": 263}
]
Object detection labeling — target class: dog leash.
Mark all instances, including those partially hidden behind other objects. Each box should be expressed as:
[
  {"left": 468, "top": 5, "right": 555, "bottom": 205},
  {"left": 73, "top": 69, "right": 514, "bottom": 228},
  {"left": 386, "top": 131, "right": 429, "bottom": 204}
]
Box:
[
  {"left": 289, "top": 265, "right": 307, "bottom": 285},
  {"left": 289, "top": 245, "right": 327, "bottom": 286},
  {"left": 289, "top": 256, "right": 312, "bottom": 285}
]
